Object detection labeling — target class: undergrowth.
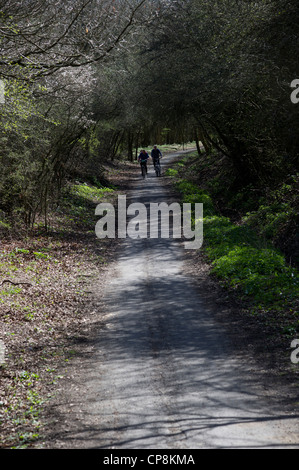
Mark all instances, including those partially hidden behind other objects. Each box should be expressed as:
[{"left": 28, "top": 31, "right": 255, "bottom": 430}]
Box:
[
  {"left": 0, "top": 180, "right": 117, "bottom": 448},
  {"left": 166, "top": 158, "right": 299, "bottom": 335}
]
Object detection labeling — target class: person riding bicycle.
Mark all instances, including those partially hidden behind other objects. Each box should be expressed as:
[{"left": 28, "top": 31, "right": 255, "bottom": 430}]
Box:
[
  {"left": 151, "top": 145, "right": 162, "bottom": 164},
  {"left": 151, "top": 146, "right": 162, "bottom": 176},
  {"left": 138, "top": 149, "right": 150, "bottom": 177}
]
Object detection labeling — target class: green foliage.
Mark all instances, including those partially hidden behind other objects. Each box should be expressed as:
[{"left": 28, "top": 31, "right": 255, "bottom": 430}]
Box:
[
  {"left": 0, "top": 286, "right": 22, "bottom": 297},
  {"left": 0, "top": 219, "right": 11, "bottom": 230},
  {"left": 243, "top": 179, "right": 298, "bottom": 241},
  {"left": 165, "top": 168, "right": 179, "bottom": 177},
  {"left": 203, "top": 216, "right": 260, "bottom": 258},
  {"left": 171, "top": 171, "right": 299, "bottom": 311},
  {"left": 245, "top": 204, "right": 293, "bottom": 239},
  {"left": 70, "top": 184, "right": 114, "bottom": 202},
  {"left": 6, "top": 370, "right": 44, "bottom": 448},
  {"left": 176, "top": 179, "right": 215, "bottom": 216},
  {"left": 2, "top": 0, "right": 298, "bottom": 230},
  {"left": 212, "top": 246, "right": 297, "bottom": 305},
  {"left": 54, "top": 182, "right": 115, "bottom": 233}
]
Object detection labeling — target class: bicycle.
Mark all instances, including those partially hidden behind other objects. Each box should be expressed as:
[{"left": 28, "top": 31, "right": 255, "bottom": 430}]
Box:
[
  {"left": 140, "top": 160, "right": 147, "bottom": 179},
  {"left": 153, "top": 160, "right": 161, "bottom": 177}
]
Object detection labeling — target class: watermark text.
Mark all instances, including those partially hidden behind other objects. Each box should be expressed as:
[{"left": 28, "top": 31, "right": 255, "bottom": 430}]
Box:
[
  {"left": 0, "top": 80, "right": 5, "bottom": 104},
  {"left": 0, "top": 341, "right": 5, "bottom": 365},
  {"left": 291, "top": 339, "right": 299, "bottom": 364},
  {"left": 95, "top": 195, "right": 203, "bottom": 250},
  {"left": 290, "top": 79, "right": 299, "bottom": 104}
]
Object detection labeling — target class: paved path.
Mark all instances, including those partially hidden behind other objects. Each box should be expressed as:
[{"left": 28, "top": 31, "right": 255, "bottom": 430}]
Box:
[{"left": 49, "top": 151, "right": 299, "bottom": 449}]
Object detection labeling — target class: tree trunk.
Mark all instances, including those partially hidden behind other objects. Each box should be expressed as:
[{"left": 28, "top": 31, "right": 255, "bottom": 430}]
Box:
[
  {"left": 135, "top": 130, "right": 141, "bottom": 160},
  {"left": 127, "top": 131, "right": 134, "bottom": 162},
  {"left": 194, "top": 129, "right": 202, "bottom": 155},
  {"left": 197, "top": 126, "right": 212, "bottom": 154}
]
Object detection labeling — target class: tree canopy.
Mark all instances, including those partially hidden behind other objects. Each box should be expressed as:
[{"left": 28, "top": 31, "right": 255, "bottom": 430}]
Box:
[{"left": 0, "top": 0, "right": 298, "bottom": 228}]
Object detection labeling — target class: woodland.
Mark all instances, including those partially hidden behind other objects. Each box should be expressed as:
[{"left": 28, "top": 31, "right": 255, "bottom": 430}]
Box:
[
  {"left": 0, "top": 0, "right": 298, "bottom": 239},
  {"left": 0, "top": 0, "right": 298, "bottom": 448}
]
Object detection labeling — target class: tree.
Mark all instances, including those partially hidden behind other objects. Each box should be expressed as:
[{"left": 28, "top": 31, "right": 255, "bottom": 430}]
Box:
[
  {"left": 0, "top": 0, "right": 149, "bottom": 79},
  {"left": 0, "top": 0, "right": 152, "bottom": 227},
  {"left": 114, "top": 0, "right": 298, "bottom": 183}
]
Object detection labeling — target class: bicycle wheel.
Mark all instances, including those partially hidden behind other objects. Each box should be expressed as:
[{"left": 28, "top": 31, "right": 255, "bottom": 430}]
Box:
[{"left": 142, "top": 165, "right": 146, "bottom": 179}]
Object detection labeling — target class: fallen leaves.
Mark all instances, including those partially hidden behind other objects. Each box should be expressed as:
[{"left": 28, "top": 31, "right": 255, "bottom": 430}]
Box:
[
  {"left": 0, "top": 204, "right": 120, "bottom": 446},
  {"left": 0, "top": 161, "right": 136, "bottom": 448}
]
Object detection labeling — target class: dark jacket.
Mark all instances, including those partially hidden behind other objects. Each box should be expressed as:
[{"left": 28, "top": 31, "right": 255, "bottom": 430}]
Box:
[
  {"left": 151, "top": 148, "right": 162, "bottom": 161},
  {"left": 138, "top": 152, "right": 150, "bottom": 162}
]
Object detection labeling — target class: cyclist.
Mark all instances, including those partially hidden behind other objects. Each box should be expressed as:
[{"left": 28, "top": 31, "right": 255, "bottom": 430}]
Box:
[
  {"left": 151, "top": 146, "right": 163, "bottom": 176},
  {"left": 138, "top": 149, "right": 150, "bottom": 177}
]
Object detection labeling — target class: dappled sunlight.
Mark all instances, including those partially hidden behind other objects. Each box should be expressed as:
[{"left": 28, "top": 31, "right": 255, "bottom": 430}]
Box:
[{"left": 47, "top": 214, "right": 299, "bottom": 449}]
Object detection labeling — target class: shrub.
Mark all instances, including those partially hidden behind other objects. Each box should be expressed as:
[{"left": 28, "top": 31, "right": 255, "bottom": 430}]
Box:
[{"left": 172, "top": 175, "right": 299, "bottom": 308}]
